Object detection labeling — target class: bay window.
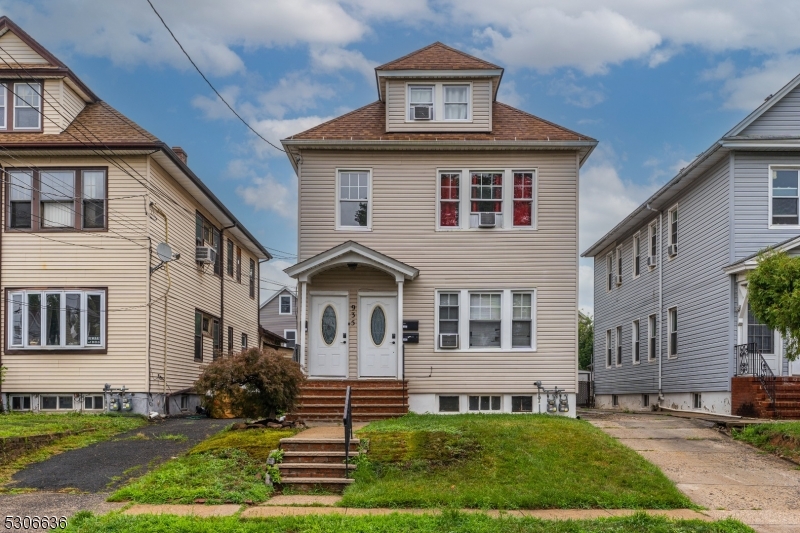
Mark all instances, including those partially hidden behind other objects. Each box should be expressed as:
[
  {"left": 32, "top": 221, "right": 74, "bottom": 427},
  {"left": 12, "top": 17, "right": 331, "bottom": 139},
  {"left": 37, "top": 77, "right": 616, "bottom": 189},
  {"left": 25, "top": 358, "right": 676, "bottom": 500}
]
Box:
[
  {"left": 14, "top": 82, "right": 41, "bottom": 130},
  {"left": 444, "top": 85, "right": 468, "bottom": 120},
  {"left": 439, "top": 172, "right": 460, "bottom": 227},
  {"left": 771, "top": 168, "right": 799, "bottom": 226},
  {"left": 470, "top": 172, "right": 503, "bottom": 213},
  {"left": 469, "top": 293, "right": 501, "bottom": 348},
  {"left": 7, "top": 289, "right": 105, "bottom": 350}
]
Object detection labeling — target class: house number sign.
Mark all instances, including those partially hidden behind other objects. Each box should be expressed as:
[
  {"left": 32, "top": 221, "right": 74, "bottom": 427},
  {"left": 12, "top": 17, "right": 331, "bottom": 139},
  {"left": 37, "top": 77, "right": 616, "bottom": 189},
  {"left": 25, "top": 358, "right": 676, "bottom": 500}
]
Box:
[{"left": 349, "top": 304, "right": 357, "bottom": 326}]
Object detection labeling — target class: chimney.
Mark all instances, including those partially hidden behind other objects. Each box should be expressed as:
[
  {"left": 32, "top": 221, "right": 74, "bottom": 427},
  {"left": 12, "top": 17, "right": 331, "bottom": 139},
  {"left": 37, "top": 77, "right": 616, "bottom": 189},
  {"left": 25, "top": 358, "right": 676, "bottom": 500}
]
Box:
[{"left": 172, "top": 146, "right": 187, "bottom": 165}]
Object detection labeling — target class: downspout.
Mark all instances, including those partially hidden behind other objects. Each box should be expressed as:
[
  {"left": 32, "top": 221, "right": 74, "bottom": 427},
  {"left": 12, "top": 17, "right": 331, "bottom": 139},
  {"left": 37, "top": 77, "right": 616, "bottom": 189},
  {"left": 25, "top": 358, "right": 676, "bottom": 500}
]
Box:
[
  {"left": 150, "top": 203, "right": 171, "bottom": 401},
  {"left": 219, "top": 224, "right": 236, "bottom": 356},
  {"left": 645, "top": 203, "right": 664, "bottom": 401}
]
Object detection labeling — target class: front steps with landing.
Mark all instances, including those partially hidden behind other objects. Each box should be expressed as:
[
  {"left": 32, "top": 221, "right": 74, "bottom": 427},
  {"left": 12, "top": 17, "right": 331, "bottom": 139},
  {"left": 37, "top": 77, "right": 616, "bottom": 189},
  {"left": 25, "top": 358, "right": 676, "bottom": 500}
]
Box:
[
  {"left": 277, "top": 425, "right": 363, "bottom": 493},
  {"left": 732, "top": 376, "right": 800, "bottom": 418},
  {"left": 290, "top": 379, "right": 408, "bottom": 423}
]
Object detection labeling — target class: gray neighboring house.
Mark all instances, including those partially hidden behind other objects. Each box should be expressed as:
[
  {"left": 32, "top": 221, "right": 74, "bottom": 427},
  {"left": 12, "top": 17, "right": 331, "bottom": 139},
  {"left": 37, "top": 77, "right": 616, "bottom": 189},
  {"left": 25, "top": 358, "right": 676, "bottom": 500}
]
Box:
[
  {"left": 259, "top": 288, "right": 298, "bottom": 348},
  {"left": 582, "top": 72, "right": 800, "bottom": 415}
]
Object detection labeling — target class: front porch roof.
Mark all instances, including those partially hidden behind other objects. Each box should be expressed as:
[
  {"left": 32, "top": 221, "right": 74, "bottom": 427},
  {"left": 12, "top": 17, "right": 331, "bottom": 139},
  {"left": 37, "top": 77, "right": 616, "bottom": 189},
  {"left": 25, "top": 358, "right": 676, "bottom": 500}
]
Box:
[
  {"left": 724, "top": 235, "right": 800, "bottom": 274},
  {"left": 284, "top": 241, "right": 420, "bottom": 283}
]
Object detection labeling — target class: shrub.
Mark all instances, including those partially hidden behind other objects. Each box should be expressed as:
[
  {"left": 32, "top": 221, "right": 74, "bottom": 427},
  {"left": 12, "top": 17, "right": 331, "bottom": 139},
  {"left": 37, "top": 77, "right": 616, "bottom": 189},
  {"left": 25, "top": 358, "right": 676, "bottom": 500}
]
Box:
[{"left": 194, "top": 348, "right": 305, "bottom": 419}]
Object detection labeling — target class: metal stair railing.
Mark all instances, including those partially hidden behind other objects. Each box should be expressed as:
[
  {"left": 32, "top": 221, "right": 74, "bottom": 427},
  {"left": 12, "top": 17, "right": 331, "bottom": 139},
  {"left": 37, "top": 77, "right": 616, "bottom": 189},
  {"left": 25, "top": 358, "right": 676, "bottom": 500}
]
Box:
[{"left": 735, "top": 342, "right": 776, "bottom": 406}]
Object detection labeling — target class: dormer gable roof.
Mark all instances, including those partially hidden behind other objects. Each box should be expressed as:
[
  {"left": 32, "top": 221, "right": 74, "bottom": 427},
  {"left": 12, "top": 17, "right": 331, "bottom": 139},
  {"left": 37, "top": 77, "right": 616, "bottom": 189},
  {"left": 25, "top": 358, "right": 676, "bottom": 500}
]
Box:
[
  {"left": 0, "top": 16, "right": 98, "bottom": 102},
  {"left": 376, "top": 42, "right": 501, "bottom": 72}
]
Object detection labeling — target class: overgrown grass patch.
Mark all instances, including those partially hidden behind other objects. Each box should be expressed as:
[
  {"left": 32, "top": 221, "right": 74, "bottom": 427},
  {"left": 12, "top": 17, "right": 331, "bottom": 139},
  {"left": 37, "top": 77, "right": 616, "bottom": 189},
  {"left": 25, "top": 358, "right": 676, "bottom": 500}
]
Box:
[
  {"left": 64, "top": 510, "right": 754, "bottom": 533},
  {"left": 342, "top": 414, "right": 692, "bottom": 509},
  {"left": 109, "top": 427, "right": 297, "bottom": 504},
  {"left": 732, "top": 421, "right": 800, "bottom": 461}
]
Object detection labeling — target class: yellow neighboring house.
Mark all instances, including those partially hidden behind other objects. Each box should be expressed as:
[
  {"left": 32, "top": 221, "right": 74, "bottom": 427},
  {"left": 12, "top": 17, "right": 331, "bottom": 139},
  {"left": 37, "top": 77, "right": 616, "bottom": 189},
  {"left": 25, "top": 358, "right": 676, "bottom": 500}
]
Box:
[{"left": 0, "top": 17, "right": 271, "bottom": 415}]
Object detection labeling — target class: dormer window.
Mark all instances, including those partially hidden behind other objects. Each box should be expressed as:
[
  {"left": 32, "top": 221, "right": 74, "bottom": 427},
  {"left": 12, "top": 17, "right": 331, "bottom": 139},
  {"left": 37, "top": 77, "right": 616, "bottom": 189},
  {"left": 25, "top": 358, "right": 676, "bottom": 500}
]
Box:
[
  {"left": 0, "top": 85, "right": 6, "bottom": 129},
  {"left": 444, "top": 85, "right": 469, "bottom": 120},
  {"left": 13, "top": 82, "right": 41, "bottom": 130},
  {"left": 409, "top": 86, "right": 433, "bottom": 120}
]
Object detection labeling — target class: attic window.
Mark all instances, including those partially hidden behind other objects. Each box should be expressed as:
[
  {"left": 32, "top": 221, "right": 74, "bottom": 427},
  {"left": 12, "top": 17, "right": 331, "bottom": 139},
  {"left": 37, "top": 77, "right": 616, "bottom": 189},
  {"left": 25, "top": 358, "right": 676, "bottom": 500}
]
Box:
[
  {"left": 444, "top": 85, "right": 468, "bottom": 120},
  {"left": 409, "top": 86, "right": 433, "bottom": 120},
  {"left": 13, "top": 82, "right": 41, "bottom": 130}
]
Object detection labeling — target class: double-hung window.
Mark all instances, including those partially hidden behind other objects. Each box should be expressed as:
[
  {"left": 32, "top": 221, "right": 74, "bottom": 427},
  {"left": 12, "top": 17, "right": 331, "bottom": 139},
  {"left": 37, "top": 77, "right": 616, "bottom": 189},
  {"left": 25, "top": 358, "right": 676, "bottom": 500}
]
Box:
[
  {"left": 469, "top": 293, "right": 501, "bottom": 348},
  {"left": 512, "top": 293, "right": 533, "bottom": 348},
  {"left": 669, "top": 207, "right": 678, "bottom": 247},
  {"left": 249, "top": 259, "right": 256, "bottom": 299},
  {"left": 242, "top": 333, "right": 248, "bottom": 349},
  {"left": 40, "top": 170, "right": 74, "bottom": 228},
  {"left": 748, "top": 305, "right": 774, "bottom": 354},
  {"left": 606, "top": 253, "right": 613, "bottom": 291},
  {"left": 470, "top": 172, "right": 503, "bottom": 214},
  {"left": 633, "top": 233, "right": 641, "bottom": 277},
  {"left": 444, "top": 85, "right": 468, "bottom": 120},
  {"left": 194, "top": 311, "right": 203, "bottom": 361},
  {"left": 14, "top": 82, "right": 41, "bottom": 130},
  {"left": 227, "top": 326, "right": 234, "bottom": 353},
  {"left": 0, "top": 84, "right": 6, "bottom": 130},
  {"left": 632, "top": 320, "right": 640, "bottom": 364},
  {"left": 439, "top": 172, "right": 460, "bottom": 227},
  {"left": 8, "top": 289, "right": 105, "bottom": 350},
  {"left": 236, "top": 246, "right": 242, "bottom": 283},
  {"left": 438, "top": 293, "right": 459, "bottom": 347},
  {"left": 616, "top": 326, "right": 622, "bottom": 366},
  {"left": 9, "top": 171, "right": 32, "bottom": 228},
  {"left": 606, "top": 329, "right": 612, "bottom": 367},
  {"left": 226, "top": 240, "right": 234, "bottom": 276},
  {"left": 771, "top": 169, "right": 800, "bottom": 226},
  {"left": 668, "top": 307, "right": 678, "bottom": 357},
  {"left": 409, "top": 85, "right": 433, "bottom": 120},
  {"left": 195, "top": 213, "right": 222, "bottom": 275},
  {"left": 338, "top": 170, "right": 370, "bottom": 229},
  {"left": 648, "top": 314, "right": 657, "bottom": 360},
  {"left": 616, "top": 245, "right": 623, "bottom": 286},
  {"left": 82, "top": 171, "right": 105, "bottom": 228},
  {"left": 284, "top": 329, "right": 297, "bottom": 349},
  {"left": 513, "top": 172, "right": 534, "bottom": 226},
  {"left": 649, "top": 222, "right": 658, "bottom": 265},
  {"left": 279, "top": 295, "right": 292, "bottom": 315}
]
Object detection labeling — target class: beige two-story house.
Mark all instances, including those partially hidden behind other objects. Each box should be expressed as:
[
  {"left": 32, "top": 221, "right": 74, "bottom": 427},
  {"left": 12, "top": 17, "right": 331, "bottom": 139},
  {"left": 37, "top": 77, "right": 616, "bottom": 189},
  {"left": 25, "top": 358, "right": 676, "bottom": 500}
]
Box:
[
  {"left": 283, "top": 43, "right": 596, "bottom": 417},
  {"left": 0, "top": 17, "right": 270, "bottom": 415}
]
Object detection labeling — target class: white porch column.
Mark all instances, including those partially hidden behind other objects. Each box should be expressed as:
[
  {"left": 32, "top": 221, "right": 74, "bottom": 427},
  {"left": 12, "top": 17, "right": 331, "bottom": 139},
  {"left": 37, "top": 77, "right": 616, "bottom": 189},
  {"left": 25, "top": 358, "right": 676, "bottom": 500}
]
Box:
[
  {"left": 300, "top": 280, "right": 308, "bottom": 372},
  {"left": 397, "top": 279, "right": 404, "bottom": 380}
]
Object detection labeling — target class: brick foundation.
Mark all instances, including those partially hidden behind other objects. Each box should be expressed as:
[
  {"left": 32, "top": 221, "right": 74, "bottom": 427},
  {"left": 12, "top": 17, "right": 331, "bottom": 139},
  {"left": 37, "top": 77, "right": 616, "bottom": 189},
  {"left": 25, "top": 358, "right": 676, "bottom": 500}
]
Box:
[{"left": 732, "top": 376, "right": 800, "bottom": 419}]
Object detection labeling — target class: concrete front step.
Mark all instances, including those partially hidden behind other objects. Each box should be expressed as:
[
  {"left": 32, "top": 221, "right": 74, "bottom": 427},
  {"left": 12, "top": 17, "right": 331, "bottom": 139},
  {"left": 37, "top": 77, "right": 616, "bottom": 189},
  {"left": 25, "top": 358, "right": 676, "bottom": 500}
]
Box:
[
  {"left": 291, "top": 413, "right": 408, "bottom": 422},
  {"left": 298, "top": 395, "right": 406, "bottom": 405},
  {"left": 280, "top": 438, "right": 360, "bottom": 453},
  {"left": 283, "top": 451, "right": 360, "bottom": 464},
  {"left": 279, "top": 463, "right": 357, "bottom": 479},
  {"left": 278, "top": 477, "right": 354, "bottom": 493}
]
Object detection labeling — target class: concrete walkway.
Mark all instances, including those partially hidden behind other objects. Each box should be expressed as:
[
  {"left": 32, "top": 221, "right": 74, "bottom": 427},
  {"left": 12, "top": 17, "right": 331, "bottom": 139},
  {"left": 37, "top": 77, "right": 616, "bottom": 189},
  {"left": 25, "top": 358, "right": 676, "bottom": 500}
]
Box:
[{"left": 585, "top": 410, "right": 800, "bottom": 533}]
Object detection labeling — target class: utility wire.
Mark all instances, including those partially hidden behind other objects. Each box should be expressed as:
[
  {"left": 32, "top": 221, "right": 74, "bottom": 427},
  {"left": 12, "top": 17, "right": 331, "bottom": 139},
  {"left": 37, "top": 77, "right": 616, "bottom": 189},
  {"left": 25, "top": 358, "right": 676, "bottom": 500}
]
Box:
[{"left": 146, "top": 0, "right": 286, "bottom": 154}]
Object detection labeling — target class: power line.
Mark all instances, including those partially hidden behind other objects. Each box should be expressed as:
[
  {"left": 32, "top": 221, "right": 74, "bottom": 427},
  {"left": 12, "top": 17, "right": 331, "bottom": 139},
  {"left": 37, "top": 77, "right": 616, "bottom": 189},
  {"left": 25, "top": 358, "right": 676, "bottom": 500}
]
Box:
[{"left": 145, "top": 0, "right": 286, "bottom": 154}]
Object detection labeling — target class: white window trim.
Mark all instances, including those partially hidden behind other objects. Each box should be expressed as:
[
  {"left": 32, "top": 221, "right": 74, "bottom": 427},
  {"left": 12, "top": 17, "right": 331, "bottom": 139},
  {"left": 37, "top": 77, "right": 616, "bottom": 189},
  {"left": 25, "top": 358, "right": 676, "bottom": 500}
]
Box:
[
  {"left": 13, "top": 82, "right": 41, "bottom": 131},
  {"left": 605, "top": 329, "right": 612, "bottom": 368},
  {"left": 283, "top": 329, "right": 297, "bottom": 347},
  {"left": 279, "top": 295, "right": 293, "bottom": 315},
  {"left": 648, "top": 314, "right": 657, "bottom": 361},
  {"left": 433, "top": 288, "right": 536, "bottom": 353},
  {"left": 648, "top": 221, "right": 658, "bottom": 268},
  {"left": 0, "top": 84, "right": 6, "bottom": 130},
  {"left": 7, "top": 289, "right": 106, "bottom": 350},
  {"left": 335, "top": 168, "right": 372, "bottom": 231},
  {"left": 768, "top": 165, "right": 800, "bottom": 229},
  {"left": 40, "top": 395, "right": 75, "bottom": 411},
  {"left": 83, "top": 394, "right": 105, "bottom": 411},
  {"left": 615, "top": 325, "right": 622, "bottom": 367},
  {"left": 615, "top": 245, "right": 623, "bottom": 286},
  {"left": 668, "top": 204, "right": 678, "bottom": 246},
  {"left": 9, "top": 394, "right": 31, "bottom": 411},
  {"left": 632, "top": 319, "right": 640, "bottom": 365},
  {"left": 406, "top": 81, "right": 473, "bottom": 123},
  {"left": 606, "top": 252, "right": 613, "bottom": 292},
  {"left": 632, "top": 231, "right": 641, "bottom": 279},
  {"left": 668, "top": 306, "right": 678, "bottom": 359},
  {"left": 435, "top": 168, "right": 538, "bottom": 231},
  {"left": 467, "top": 395, "right": 502, "bottom": 412}
]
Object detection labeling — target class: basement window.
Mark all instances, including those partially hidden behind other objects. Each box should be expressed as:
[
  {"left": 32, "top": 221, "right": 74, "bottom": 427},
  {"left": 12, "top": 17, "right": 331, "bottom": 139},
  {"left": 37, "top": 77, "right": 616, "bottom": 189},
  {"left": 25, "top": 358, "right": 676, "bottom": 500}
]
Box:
[
  {"left": 693, "top": 393, "right": 702, "bottom": 409},
  {"left": 84, "top": 395, "right": 104, "bottom": 410},
  {"left": 468, "top": 395, "right": 501, "bottom": 412},
  {"left": 612, "top": 395, "right": 619, "bottom": 407},
  {"left": 10, "top": 395, "right": 31, "bottom": 411},
  {"left": 511, "top": 396, "right": 533, "bottom": 413},
  {"left": 438, "top": 395, "right": 459, "bottom": 412}
]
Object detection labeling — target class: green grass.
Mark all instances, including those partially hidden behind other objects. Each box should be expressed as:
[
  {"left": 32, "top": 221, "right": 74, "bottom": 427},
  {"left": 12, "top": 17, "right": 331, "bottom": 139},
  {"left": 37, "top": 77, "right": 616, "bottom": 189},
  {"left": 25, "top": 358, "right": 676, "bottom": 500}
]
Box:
[
  {"left": 0, "top": 412, "right": 143, "bottom": 438},
  {"left": 341, "top": 414, "right": 692, "bottom": 510},
  {"left": 0, "top": 413, "right": 146, "bottom": 490},
  {"left": 732, "top": 421, "right": 800, "bottom": 460},
  {"left": 64, "top": 510, "right": 754, "bottom": 533},
  {"left": 109, "top": 427, "right": 297, "bottom": 504}
]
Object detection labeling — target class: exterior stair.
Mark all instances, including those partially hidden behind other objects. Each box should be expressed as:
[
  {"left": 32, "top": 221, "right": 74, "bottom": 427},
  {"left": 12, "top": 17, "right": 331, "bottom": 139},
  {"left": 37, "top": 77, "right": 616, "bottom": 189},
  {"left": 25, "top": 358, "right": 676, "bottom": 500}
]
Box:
[
  {"left": 733, "top": 376, "right": 800, "bottom": 418},
  {"left": 289, "top": 379, "right": 408, "bottom": 423},
  {"left": 277, "top": 436, "right": 360, "bottom": 493}
]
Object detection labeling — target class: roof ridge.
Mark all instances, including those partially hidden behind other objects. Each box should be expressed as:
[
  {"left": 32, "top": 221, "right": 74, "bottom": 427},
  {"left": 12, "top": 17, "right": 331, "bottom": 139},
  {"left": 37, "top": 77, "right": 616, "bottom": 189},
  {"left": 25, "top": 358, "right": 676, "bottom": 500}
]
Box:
[
  {"left": 375, "top": 41, "right": 500, "bottom": 71},
  {"left": 94, "top": 101, "right": 159, "bottom": 141},
  {"left": 494, "top": 102, "right": 595, "bottom": 141},
  {"left": 282, "top": 101, "right": 382, "bottom": 140}
]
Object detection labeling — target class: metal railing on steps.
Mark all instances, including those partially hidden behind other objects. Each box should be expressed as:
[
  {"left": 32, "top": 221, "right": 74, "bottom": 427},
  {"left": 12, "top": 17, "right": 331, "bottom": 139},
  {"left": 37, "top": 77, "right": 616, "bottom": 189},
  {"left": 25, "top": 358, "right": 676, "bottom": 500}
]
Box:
[
  {"left": 343, "top": 385, "right": 353, "bottom": 478},
  {"left": 735, "top": 342, "right": 777, "bottom": 407}
]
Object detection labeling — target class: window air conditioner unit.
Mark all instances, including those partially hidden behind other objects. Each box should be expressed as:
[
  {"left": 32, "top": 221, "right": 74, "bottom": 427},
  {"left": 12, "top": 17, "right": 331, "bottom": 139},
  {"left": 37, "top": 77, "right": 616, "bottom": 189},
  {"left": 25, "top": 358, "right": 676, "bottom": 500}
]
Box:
[
  {"left": 668, "top": 244, "right": 678, "bottom": 257},
  {"left": 439, "top": 333, "right": 459, "bottom": 349},
  {"left": 616, "top": 275, "right": 623, "bottom": 286},
  {"left": 647, "top": 256, "right": 657, "bottom": 268},
  {"left": 478, "top": 212, "right": 497, "bottom": 228},
  {"left": 196, "top": 245, "right": 217, "bottom": 264},
  {"left": 412, "top": 105, "right": 432, "bottom": 120}
]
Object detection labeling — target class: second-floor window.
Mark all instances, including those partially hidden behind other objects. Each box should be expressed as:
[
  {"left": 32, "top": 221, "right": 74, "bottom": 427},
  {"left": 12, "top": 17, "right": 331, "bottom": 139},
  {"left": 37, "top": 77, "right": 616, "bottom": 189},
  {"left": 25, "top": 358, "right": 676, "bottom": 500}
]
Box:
[
  {"left": 195, "top": 213, "right": 222, "bottom": 276},
  {"left": 771, "top": 168, "right": 799, "bottom": 226},
  {"left": 513, "top": 172, "right": 534, "bottom": 226},
  {"left": 249, "top": 259, "right": 256, "bottom": 299},
  {"left": 471, "top": 172, "right": 502, "bottom": 214},
  {"left": 7, "top": 168, "right": 107, "bottom": 231},
  {"left": 226, "top": 240, "right": 234, "bottom": 276},
  {"left": 13, "top": 82, "right": 41, "bottom": 130},
  {"left": 633, "top": 233, "right": 640, "bottom": 277},
  {"left": 279, "top": 295, "right": 292, "bottom": 314},
  {"left": 439, "top": 172, "right": 460, "bottom": 227},
  {"left": 616, "top": 245, "right": 623, "bottom": 286},
  {"left": 338, "top": 170, "right": 370, "bottom": 229},
  {"left": 649, "top": 221, "right": 658, "bottom": 265},
  {"left": 606, "top": 253, "right": 613, "bottom": 291},
  {"left": 632, "top": 319, "right": 640, "bottom": 364}
]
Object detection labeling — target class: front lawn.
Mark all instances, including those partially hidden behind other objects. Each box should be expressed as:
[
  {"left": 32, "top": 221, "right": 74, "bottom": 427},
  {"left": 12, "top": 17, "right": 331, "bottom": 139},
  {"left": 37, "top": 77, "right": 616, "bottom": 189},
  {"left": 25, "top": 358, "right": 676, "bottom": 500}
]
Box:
[
  {"left": 732, "top": 421, "right": 800, "bottom": 461},
  {"left": 341, "top": 414, "right": 691, "bottom": 509},
  {"left": 109, "top": 427, "right": 297, "bottom": 504},
  {"left": 65, "top": 510, "right": 753, "bottom": 533}
]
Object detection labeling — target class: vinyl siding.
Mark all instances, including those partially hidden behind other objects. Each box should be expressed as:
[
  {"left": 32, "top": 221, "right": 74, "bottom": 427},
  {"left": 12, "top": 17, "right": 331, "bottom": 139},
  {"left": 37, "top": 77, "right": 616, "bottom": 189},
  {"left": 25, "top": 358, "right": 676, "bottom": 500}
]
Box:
[
  {"left": 259, "top": 289, "right": 298, "bottom": 336},
  {"left": 740, "top": 85, "right": 800, "bottom": 136},
  {"left": 61, "top": 82, "right": 86, "bottom": 128},
  {"left": 385, "top": 79, "right": 492, "bottom": 132},
  {"left": 733, "top": 151, "right": 800, "bottom": 260},
  {"left": 0, "top": 31, "right": 48, "bottom": 64},
  {"left": 41, "top": 79, "right": 62, "bottom": 135},
  {"left": 1, "top": 156, "right": 150, "bottom": 393},
  {"left": 297, "top": 149, "right": 578, "bottom": 394},
  {"left": 593, "top": 158, "right": 731, "bottom": 395}
]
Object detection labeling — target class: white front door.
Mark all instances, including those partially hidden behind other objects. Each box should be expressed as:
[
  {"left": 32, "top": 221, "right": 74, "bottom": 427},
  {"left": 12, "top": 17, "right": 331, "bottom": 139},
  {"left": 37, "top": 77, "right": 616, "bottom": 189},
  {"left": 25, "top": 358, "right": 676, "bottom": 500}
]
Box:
[
  {"left": 359, "top": 295, "right": 397, "bottom": 377},
  {"left": 308, "top": 295, "right": 348, "bottom": 377}
]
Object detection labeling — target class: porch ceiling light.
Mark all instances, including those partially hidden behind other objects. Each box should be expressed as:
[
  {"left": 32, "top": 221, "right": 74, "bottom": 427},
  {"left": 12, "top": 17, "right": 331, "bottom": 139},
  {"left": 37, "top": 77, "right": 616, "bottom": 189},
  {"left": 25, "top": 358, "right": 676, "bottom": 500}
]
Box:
[{"left": 347, "top": 262, "right": 358, "bottom": 270}]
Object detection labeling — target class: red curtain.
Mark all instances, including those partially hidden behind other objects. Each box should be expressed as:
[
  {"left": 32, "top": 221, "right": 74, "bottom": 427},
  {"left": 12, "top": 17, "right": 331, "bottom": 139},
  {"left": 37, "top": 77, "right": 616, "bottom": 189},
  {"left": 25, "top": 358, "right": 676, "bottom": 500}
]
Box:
[
  {"left": 513, "top": 201, "right": 531, "bottom": 226},
  {"left": 441, "top": 202, "right": 459, "bottom": 226}
]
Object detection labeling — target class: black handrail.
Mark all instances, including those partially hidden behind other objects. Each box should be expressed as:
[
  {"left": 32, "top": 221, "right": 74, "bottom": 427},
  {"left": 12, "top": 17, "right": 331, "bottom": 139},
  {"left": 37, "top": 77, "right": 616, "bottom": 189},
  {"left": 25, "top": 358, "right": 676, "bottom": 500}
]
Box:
[
  {"left": 343, "top": 385, "right": 352, "bottom": 478},
  {"left": 734, "top": 343, "right": 776, "bottom": 406}
]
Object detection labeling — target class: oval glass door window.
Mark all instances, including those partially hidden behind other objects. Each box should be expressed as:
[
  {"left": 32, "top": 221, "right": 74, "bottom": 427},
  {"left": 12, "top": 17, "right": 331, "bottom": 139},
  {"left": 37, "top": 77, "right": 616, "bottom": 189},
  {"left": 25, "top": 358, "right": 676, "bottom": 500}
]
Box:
[
  {"left": 321, "top": 305, "right": 337, "bottom": 345},
  {"left": 370, "top": 306, "right": 386, "bottom": 345}
]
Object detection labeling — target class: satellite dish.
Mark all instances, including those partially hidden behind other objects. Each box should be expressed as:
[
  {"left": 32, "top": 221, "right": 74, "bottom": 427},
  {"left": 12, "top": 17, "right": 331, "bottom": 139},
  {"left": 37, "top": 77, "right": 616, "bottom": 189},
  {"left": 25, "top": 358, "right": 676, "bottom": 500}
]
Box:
[{"left": 156, "top": 242, "right": 174, "bottom": 263}]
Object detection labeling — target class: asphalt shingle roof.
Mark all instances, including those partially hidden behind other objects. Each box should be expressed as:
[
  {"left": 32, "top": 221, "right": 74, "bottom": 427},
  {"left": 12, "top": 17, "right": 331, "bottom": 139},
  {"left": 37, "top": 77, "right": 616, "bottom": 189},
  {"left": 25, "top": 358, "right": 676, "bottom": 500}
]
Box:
[{"left": 376, "top": 42, "right": 501, "bottom": 71}]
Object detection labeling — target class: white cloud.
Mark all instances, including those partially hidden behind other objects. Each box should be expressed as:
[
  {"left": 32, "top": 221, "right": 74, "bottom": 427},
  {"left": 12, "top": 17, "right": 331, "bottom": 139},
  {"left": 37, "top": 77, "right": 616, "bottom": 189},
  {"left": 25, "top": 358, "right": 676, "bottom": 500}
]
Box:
[
  {"left": 236, "top": 173, "right": 296, "bottom": 220},
  {"left": 310, "top": 46, "right": 377, "bottom": 81},
  {"left": 259, "top": 258, "right": 298, "bottom": 305},
  {"left": 255, "top": 73, "right": 336, "bottom": 119},
  {"left": 496, "top": 80, "right": 522, "bottom": 107},
  {"left": 550, "top": 75, "right": 605, "bottom": 108},
  {"left": 249, "top": 115, "right": 335, "bottom": 157},
  {"left": 719, "top": 54, "right": 800, "bottom": 110},
  {"left": 700, "top": 59, "right": 735, "bottom": 82},
  {"left": 191, "top": 86, "right": 241, "bottom": 120}
]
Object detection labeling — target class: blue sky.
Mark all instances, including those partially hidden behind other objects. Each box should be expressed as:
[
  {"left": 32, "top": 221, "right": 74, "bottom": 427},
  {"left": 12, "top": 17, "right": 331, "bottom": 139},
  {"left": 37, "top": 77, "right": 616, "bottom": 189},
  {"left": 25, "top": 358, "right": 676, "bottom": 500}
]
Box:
[{"left": 3, "top": 1, "right": 800, "bottom": 311}]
